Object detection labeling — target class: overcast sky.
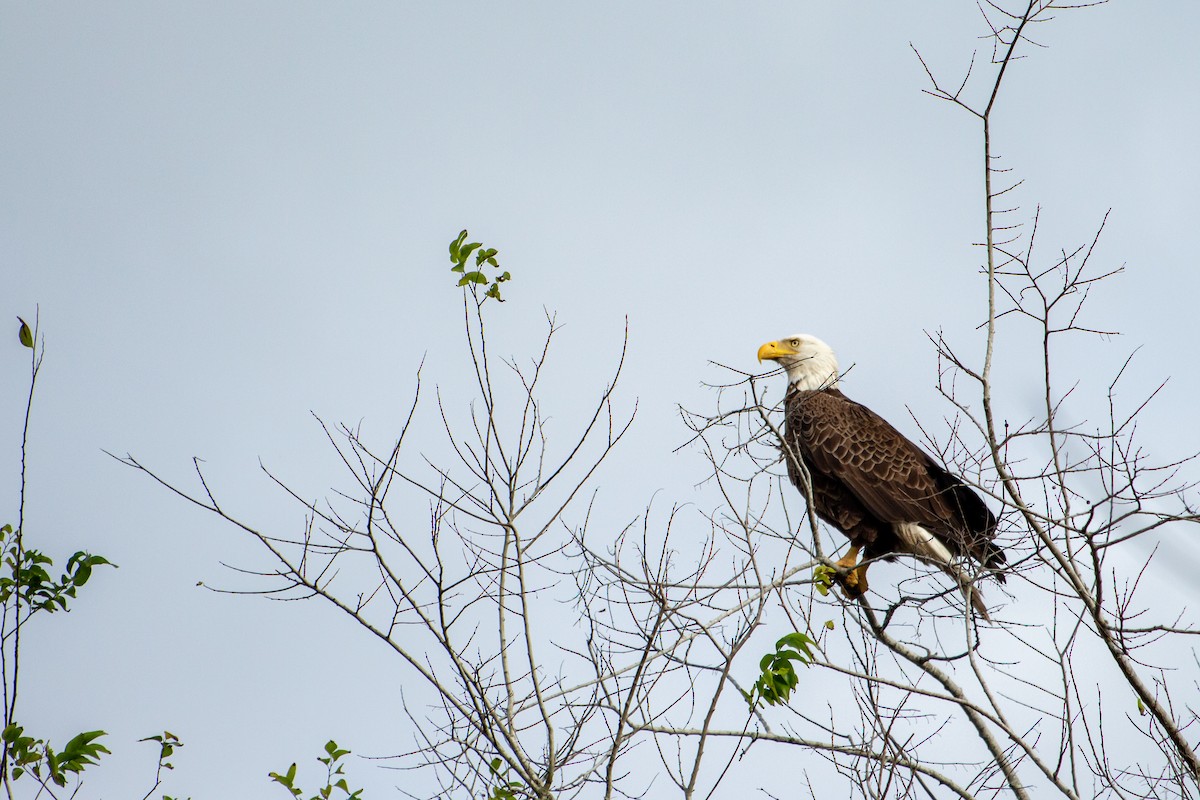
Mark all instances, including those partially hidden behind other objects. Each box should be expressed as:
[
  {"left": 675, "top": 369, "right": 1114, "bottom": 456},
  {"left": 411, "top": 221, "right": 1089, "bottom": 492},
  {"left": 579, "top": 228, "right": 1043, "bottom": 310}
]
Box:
[{"left": 3, "top": 3, "right": 1199, "bottom": 797}]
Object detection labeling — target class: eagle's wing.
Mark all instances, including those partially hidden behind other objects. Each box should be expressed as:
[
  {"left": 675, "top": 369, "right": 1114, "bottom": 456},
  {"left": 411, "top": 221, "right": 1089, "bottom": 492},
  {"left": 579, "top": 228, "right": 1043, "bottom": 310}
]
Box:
[
  {"left": 790, "top": 390, "right": 1004, "bottom": 573},
  {"left": 789, "top": 391, "right": 981, "bottom": 538}
]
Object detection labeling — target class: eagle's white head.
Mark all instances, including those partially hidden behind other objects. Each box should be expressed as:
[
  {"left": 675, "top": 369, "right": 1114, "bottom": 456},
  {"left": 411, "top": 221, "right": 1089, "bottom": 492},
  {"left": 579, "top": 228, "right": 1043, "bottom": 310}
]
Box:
[{"left": 757, "top": 334, "right": 840, "bottom": 391}]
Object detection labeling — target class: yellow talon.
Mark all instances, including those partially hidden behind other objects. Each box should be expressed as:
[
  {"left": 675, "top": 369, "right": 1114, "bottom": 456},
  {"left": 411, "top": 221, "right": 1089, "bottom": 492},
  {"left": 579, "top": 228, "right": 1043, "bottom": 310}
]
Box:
[{"left": 834, "top": 545, "right": 869, "bottom": 597}]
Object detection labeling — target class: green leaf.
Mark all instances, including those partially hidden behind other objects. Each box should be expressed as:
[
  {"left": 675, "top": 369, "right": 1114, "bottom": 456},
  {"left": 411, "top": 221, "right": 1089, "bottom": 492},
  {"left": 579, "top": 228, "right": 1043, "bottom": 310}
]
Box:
[
  {"left": 777, "top": 632, "right": 815, "bottom": 662},
  {"left": 1137, "top": 697, "right": 1146, "bottom": 716},
  {"left": 824, "top": 620, "right": 835, "bottom": 630},
  {"left": 746, "top": 631, "right": 818, "bottom": 711},
  {"left": 269, "top": 763, "right": 299, "bottom": 789},
  {"left": 475, "top": 247, "right": 498, "bottom": 267},
  {"left": 59, "top": 729, "right": 111, "bottom": 762},
  {"left": 17, "top": 317, "right": 33, "bottom": 349},
  {"left": 449, "top": 230, "right": 468, "bottom": 263},
  {"left": 460, "top": 242, "right": 482, "bottom": 262},
  {"left": 813, "top": 565, "right": 835, "bottom": 597}
]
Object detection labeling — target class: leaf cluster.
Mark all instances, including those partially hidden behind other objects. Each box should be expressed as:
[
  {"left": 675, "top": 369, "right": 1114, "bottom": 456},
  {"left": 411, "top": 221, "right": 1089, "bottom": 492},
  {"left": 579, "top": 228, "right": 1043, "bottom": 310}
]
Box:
[
  {"left": 485, "top": 757, "right": 525, "bottom": 800},
  {"left": 812, "top": 564, "right": 836, "bottom": 597},
  {"left": 0, "top": 526, "right": 114, "bottom": 614},
  {"left": 743, "top": 633, "right": 816, "bottom": 711},
  {"left": 140, "top": 730, "right": 183, "bottom": 771},
  {"left": 449, "top": 229, "right": 511, "bottom": 302},
  {"left": 2, "top": 725, "right": 110, "bottom": 785},
  {"left": 270, "top": 740, "right": 363, "bottom": 800}
]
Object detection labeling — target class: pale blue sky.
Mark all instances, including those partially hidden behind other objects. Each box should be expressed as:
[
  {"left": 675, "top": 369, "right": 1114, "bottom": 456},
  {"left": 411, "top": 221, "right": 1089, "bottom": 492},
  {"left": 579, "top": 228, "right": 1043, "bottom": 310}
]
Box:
[{"left": 3, "top": 3, "right": 1199, "bottom": 797}]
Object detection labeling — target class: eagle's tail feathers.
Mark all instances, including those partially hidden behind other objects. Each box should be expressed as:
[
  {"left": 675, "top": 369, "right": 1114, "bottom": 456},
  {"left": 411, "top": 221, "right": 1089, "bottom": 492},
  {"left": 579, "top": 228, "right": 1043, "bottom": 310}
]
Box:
[{"left": 894, "top": 522, "right": 993, "bottom": 623}]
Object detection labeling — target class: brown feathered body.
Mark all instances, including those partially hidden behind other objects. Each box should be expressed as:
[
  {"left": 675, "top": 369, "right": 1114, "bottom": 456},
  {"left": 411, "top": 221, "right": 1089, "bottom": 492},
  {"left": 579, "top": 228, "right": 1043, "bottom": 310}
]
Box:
[{"left": 784, "top": 386, "right": 1006, "bottom": 577}]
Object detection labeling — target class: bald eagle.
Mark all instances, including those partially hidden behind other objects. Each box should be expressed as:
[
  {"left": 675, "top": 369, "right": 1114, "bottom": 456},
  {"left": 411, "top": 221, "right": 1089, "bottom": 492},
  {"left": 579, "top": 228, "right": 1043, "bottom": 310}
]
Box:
[{"left": 758, "top": 334, "right": 1005, "bottom": 620}]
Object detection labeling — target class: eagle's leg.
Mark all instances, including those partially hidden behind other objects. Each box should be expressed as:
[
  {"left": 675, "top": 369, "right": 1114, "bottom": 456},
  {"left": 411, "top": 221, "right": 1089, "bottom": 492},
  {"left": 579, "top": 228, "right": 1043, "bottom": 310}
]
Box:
[{"left": 834, "top": 545, "right": 869, "bottom": 597}]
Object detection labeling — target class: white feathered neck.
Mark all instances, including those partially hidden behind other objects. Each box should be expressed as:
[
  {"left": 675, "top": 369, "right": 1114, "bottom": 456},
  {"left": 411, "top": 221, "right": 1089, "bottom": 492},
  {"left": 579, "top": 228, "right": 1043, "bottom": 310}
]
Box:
[{"left": 782, "top": 336, "right": 840, "bottom": 392}]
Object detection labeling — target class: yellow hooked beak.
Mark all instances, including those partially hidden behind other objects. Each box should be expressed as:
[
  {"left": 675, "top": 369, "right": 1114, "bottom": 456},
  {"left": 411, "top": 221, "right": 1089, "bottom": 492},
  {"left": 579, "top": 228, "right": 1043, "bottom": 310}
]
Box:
[{"left": 757, "top": 340, "right": 798, "bottom": 363}]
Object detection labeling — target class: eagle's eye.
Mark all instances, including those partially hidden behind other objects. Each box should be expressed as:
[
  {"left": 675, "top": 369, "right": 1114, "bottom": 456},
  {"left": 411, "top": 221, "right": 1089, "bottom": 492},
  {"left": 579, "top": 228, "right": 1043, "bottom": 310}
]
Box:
[{"left": 789, "top": 338, "right": 801, "bottom": 348}]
